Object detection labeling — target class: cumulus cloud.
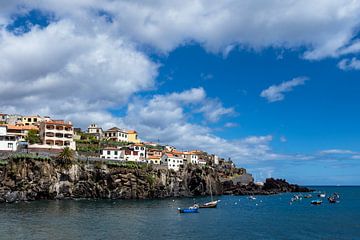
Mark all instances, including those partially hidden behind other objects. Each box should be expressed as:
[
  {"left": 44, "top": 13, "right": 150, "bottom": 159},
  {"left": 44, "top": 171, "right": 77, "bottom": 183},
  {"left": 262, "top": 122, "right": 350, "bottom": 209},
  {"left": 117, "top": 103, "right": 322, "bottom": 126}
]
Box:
[
  {"left": 260, "top": 77, "right": 309, "bottom": 102},
  {"left": 121, "top": 88, "right": 281, "bottom": 162},
  {"left": 0, "top": 20, "right": 158, "bottom": 127},
  {"left": 2, "top": 1, "right": 360, "bottom": 59},
  {"left": 337, "top": 58, "right": 360, "bottom": 70}
]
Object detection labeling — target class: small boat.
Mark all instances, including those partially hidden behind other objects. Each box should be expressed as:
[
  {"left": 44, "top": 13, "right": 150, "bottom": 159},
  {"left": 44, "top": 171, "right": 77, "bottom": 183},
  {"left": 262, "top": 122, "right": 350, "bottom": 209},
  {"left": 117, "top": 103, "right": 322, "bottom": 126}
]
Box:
[
  {"left": 291, "top": 195, "right": 302, "bottom": 202},
  {"left": 199, "top": 179, "right": 219, "bottom": 208},
  {"left": 328, "top": 193, "right": 340, "bottom": 203},
  {"left": 178, "top": 206, "right": 199, "bottom": 213},
  {"left": 318, "top": 193, "right": 326, "bottom": 198},
  {"left": 304, "top": 194, "right": 312, "bottom": 199},
  {"left": 311, "top": 200, "right": 323, "bottom": 205},
  {"left": 199, "top": 200, "right": 219, "bottom": 208},
  {"left": 248, "top": 196, "right": 256, "bottom": 200}
]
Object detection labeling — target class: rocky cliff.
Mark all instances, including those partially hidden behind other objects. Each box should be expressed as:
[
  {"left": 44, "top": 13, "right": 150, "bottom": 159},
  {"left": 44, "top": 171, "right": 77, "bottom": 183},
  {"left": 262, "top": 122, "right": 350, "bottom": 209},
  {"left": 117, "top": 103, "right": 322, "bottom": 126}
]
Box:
[
  {"left": 0, "top": 157, "right": 223, "bottom": 203},
  {"left": 0, "top": 156, "right": 311, "bottom": 203}
]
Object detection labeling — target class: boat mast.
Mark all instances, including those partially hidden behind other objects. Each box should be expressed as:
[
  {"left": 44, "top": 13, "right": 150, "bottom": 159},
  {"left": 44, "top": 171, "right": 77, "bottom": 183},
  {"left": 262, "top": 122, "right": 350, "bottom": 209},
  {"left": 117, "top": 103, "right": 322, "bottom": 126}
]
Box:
[{"left": 209, "top": 178, "right": 213, "bottom": 201}]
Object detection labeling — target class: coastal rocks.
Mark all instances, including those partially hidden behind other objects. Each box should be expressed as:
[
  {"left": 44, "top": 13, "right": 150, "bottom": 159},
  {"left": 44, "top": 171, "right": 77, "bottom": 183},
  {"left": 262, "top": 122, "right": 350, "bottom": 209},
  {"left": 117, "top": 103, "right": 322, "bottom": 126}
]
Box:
[{"left": 222, "top": 178, "right": 311, "bottom": 195}]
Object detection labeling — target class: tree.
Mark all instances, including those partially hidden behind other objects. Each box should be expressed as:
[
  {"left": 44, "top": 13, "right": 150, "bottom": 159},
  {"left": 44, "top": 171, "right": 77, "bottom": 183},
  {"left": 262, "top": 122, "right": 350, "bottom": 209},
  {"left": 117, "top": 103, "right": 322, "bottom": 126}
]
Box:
[
  {"left": 56, "top": 147, "right": 75, "bottom": 165},
  {"left": 25, "top": 129, "right": 41, "bottom": 144}
]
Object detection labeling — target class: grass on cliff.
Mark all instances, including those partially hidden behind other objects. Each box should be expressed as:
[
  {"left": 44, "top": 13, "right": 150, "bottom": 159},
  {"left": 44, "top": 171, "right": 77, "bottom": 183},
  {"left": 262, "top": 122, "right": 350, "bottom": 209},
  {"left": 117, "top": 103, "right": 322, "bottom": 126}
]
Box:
[
  {"left": 105, "top": 160, "right": 147, "bottom": 169},
  {"left": 10, "top": 154, "right": 51, "bottom": 162},
  {"left": 0, "top": 160, "right": 8, "bottom": 166}
]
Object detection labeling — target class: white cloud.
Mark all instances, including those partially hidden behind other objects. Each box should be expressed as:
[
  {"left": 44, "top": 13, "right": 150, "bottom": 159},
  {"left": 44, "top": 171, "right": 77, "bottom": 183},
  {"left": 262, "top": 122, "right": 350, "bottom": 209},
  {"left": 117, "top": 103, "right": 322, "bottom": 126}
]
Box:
[
  {"left": 2, "top": 1, "right": 360, "bottom": 59},
  {"left": 320, "top": 149, "right": 356, "bottom": 155},
  {"left": 337, "top": 58, "right": 360, "bottom": 70},
  {"left": 122, "top": 88, "right": 281, "bottom": 162},
  {"left": 260, "top": 77, "right": 309, "bottom": 102},
  {"left": 0, "top": 20, "right": 158, "bottom": 127}
]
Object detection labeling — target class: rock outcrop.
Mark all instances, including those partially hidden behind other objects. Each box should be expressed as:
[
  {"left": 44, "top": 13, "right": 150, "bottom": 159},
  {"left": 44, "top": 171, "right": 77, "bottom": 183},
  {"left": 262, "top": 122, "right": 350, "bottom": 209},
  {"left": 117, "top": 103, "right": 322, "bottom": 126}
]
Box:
[{"left": 222, "top": 178, "right": 312, "bottom": 195}]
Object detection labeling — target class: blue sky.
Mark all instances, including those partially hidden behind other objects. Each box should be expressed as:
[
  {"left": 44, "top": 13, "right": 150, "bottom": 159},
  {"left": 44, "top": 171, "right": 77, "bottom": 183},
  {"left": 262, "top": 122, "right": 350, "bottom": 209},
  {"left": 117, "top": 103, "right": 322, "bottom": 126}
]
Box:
[{"left": 1, "top": 1, "right": 360, "bottom": 185}]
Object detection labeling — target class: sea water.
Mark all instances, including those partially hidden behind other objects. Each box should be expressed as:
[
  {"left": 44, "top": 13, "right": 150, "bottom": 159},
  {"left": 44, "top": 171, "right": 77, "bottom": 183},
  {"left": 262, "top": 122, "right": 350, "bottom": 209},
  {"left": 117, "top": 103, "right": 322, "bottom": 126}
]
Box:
[{"left": 0, "top": 186, "right": 359, "bottom": 240}]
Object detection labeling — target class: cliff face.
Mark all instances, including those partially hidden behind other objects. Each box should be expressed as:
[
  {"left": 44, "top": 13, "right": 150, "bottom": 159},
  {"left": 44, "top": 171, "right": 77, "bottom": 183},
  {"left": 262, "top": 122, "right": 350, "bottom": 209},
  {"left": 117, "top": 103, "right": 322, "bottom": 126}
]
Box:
[{"left": 0, "top": 158, "right": 223, "bottom": 203}]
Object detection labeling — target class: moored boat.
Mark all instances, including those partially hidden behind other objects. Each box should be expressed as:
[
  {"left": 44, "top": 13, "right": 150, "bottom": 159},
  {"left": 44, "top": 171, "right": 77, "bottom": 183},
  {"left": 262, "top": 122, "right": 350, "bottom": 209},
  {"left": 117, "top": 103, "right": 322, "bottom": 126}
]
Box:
[
  {"left": 304, "top": 194, "right": 312, "bottom": 198},
  {"left": 311, "top": 200, "right": 323, "bottom": 205},
  {"left": 328, "top": 193, "right": 340, "bottom": 203},
  {"left": 318, "top": 193, "right": 326, "bottom": 198},
  {"left": 178, "top": 206, "right": 199, "bottom": 213},
  {"left": 199, "top": 200, "right": 219, "bottom": 208},
  {"left": 248, "top": 196, "right": 256, "bottom": 200}
]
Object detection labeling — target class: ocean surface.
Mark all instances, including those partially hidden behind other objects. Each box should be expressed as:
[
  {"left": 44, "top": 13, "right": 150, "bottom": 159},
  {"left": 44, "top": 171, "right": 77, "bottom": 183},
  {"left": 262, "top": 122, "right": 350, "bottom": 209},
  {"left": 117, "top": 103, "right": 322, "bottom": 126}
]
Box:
[{"left": 0, "top": 186, "right": 359, "bottom": 240}]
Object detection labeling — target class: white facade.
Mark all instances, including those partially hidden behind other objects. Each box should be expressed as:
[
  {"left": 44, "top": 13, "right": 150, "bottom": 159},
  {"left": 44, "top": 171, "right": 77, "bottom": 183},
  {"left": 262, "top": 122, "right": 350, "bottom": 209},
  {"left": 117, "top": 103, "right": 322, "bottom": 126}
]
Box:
[
  {"left": 0, "top": 126, "right": 17, "bottom": 151},
  {"left": 132, "top": 145, "right": 146, "bottom": 158},
  {"left": 104, "top": 127, "right": 128, "bottom": 142},
  {"left": 213, "top": 155, "right": 219, "bottom": 165},
  {"left": 87, "top": 124, "right": 103, "bottom": 139},
  {"left": 101, "top": 148, "right": 124, "bottom": 160},
  {"left": 161, "top": 154, "right": 184, "bottom": 171},
  {"left": 39, "top": 121, "right": 76, "bottom": 150},
  {"left": 189, "top": 154, "right": 199, "bottom": 164}
]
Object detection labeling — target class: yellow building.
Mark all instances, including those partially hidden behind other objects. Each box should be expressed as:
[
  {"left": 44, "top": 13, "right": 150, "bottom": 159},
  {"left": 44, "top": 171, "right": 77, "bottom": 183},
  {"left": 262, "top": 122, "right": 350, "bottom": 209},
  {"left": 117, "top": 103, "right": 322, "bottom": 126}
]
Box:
[
  {"left": 127, "top": 130, "right": 140, "bottom": 143},
  {"left": 20, "top": 116, "right": 41, "bottom": 126}
]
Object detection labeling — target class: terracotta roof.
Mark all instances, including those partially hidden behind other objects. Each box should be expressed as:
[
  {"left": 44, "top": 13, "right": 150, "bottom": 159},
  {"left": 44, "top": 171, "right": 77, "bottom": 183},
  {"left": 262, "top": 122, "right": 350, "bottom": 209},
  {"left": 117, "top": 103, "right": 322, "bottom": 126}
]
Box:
[
  {"left": 127, "top": 130, "right": 137, "bottom": 134},
  {"left": 2, "top": 124, "right": 38, "bottom": 131},
  {"left": 148, "top": 156, "right": 161, "bottom": 160},
  {"left": 106, "top": 127, "right": 127, "bottom": 132},
  {"left": 44, "top": 120, "right": 72, "bottom": 126}
]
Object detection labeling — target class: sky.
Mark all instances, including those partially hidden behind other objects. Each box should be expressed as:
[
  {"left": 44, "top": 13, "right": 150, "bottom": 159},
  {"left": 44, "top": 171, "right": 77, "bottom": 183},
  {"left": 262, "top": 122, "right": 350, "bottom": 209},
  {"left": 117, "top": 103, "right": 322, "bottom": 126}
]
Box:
[{"left": 1, "top": 1, "right": 360, "bottom": 185}]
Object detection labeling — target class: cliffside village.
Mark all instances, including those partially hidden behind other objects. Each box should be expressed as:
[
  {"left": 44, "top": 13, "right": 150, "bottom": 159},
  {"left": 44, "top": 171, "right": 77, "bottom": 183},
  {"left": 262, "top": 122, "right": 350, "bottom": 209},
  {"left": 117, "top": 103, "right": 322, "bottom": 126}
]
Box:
[{"left": 0, "top": 113, "right": 233, "bottom": 171}]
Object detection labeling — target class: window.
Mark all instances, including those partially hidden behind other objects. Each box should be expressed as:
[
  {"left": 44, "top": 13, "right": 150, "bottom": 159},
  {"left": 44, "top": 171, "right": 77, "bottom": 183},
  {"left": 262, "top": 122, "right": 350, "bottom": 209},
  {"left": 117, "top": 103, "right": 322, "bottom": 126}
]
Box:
[
  {"left": 114, "top": 151, "right": 118, "bottom": 155},
  {"left": 107, "top": 151, "right": 111, "bottom": 155},
  {"left": 8, "top": 143, "right": 13, "bottom": 149},
  {"left": 141, "top": 147, "right": 144, "bottom": 150}
]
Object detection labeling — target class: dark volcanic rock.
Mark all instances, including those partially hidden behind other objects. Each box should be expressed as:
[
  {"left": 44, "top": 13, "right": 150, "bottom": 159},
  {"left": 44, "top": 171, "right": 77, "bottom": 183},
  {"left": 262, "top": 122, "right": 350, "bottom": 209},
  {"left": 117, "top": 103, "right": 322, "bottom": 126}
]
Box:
[
  {"left": 223, "top": 178, "right": 311, "bottom": 195},
  {"left": 0, "top": 158, "right": 223, "bottom": 203}
]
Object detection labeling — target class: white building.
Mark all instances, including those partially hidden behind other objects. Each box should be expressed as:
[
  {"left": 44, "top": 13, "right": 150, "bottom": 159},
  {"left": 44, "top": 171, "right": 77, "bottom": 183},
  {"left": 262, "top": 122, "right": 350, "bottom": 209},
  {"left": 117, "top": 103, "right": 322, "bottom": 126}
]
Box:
[
  {"left": 101, "top": 147, "right": 124, "bottom": 160},
  {"left": 184, "top": 151, "right": 200, "bottom": 164},
  {"left": 104, "top": 127, "right": 128, "bottom": 142},
  {"left": 87, "top": 123, "right": 103, "bottom": 139},
  {"left": 38, "top": 120, "right": 76, "bottom": 150},
  {"left": 0, "top": 126, "right": 17, "bottom": 151},
  {"left": 161, "top": 153, "right": 184, "bottom": 171}
]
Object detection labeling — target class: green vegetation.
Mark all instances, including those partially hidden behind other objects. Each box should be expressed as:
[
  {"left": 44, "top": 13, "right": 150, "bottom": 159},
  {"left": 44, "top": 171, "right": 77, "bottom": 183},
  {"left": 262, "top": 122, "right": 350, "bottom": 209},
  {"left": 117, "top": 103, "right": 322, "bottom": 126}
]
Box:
[
  {"left": 105, "top": 160, "right": 146, "bottom": 169},
  {"left": 56, "top": 147, "right": 75, "bottom": 165},
  {"left": 10, "top": 153, "right": 51, "bottom": 161},
  {"left": 0, "top": 160, "right": 8, "bottom": 165},
  {"left": 25, "top": 129, "right": 41, "bottom": 144},
  {"left": 146, "top": 173, "right": 156, "bottom": 187}
]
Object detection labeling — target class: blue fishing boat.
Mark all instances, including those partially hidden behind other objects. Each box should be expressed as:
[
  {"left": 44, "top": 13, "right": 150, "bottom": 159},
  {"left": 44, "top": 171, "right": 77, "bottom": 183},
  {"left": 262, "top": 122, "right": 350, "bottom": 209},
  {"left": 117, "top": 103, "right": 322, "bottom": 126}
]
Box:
[{"left": 178, "top": 206, "right": 199, "bottom": 213}]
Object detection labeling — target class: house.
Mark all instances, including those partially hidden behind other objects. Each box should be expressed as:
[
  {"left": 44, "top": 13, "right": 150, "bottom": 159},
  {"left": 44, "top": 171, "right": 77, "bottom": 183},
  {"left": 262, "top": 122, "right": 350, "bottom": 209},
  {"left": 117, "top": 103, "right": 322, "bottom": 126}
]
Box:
[
  {"left": 20, "top": 115, "right": 42, "bottom": 126},
  {"left": 184, "top": 150, "right": 201, "bottom": 164},
  {"left": 161, "top": 153, "right": 184, "bottom": 171},
  {"left": 130, "top": 143, "right": 146, "bottom": 158},
  {"left": 147, "top": 148, "right": 163, "bottom": 158},
  {"left": 146, "top": 156, "right": 161, "bottom": 165},
  {"left": 38, "top": 120, "right": 76, "bottom": 150},
  {"left": 127, "top": 130, "right": 140, "bottom": 143},
  {"left": 0, "top": 126, "right": 17, "bottom": 151},
  {"left": 104, "top": 127, "right": 128, "bottom": 142},
  {"left": 87, "top": 124, "right": 103, "bottom": 139},
  {"left": 101, "top": 147, "right": 123, "bottom": 160},
  {"left": 4, "top": 124, "right": 39, "bottom": 141}
]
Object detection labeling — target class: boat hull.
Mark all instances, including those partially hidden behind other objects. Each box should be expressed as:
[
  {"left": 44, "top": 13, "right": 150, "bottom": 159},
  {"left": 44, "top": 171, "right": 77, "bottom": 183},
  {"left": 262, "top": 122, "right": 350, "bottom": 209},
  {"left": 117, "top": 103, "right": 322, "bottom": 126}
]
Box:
[{"left": 178, "top": 208, "right": 199, "bottom": 213}]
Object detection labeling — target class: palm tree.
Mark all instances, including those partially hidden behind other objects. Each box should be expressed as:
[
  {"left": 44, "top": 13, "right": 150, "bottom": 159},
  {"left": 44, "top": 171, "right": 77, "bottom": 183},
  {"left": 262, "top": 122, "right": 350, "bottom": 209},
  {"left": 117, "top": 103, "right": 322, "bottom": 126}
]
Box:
[{"left": 56, "top": 147, "right": 75, "bottom": 165}]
